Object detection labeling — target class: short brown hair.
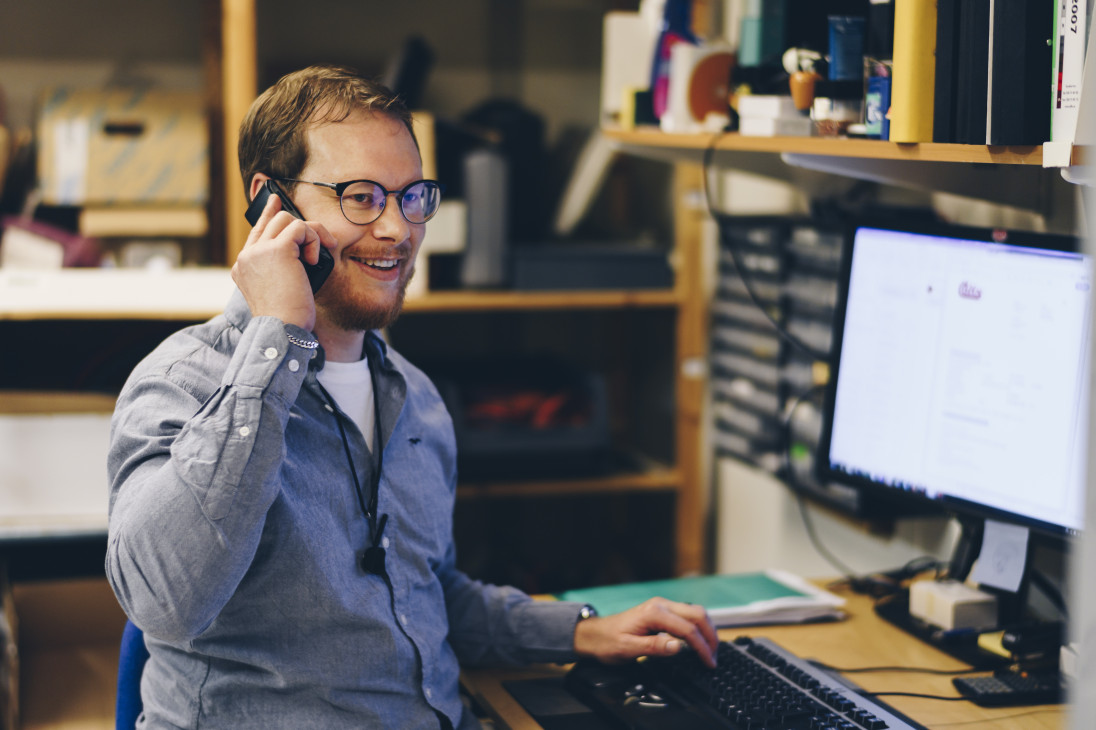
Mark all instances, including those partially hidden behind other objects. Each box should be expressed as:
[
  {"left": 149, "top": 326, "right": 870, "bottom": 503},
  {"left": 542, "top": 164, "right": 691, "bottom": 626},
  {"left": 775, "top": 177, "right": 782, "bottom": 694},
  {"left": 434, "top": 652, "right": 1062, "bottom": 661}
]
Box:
[{"left": 237, "top": 64, "right": 416, "bottom": 196}]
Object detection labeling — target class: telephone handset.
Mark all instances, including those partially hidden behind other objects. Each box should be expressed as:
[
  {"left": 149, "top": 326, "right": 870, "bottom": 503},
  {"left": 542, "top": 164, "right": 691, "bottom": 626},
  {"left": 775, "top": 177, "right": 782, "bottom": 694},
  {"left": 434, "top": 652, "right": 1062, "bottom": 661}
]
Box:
[{"left": 245, "top": 179, "right": 334, "bottom": 294}]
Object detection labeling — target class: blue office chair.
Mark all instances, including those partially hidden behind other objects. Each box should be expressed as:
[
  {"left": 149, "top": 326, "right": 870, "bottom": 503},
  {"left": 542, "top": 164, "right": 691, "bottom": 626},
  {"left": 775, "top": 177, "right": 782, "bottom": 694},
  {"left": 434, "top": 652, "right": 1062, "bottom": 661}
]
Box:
[{"left": 116, "top": 619, "right": 148, "bottom": 730}]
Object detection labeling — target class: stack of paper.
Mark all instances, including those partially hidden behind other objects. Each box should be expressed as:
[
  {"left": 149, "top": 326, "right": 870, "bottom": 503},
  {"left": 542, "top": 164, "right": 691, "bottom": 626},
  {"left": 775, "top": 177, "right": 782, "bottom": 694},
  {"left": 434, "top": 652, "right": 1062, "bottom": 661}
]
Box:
[
  {"left": 736, "top": 96, "right": 814, "bottom": 137},
  {"left": 558, "top": 570, "right": 846, "bottom": 628}
]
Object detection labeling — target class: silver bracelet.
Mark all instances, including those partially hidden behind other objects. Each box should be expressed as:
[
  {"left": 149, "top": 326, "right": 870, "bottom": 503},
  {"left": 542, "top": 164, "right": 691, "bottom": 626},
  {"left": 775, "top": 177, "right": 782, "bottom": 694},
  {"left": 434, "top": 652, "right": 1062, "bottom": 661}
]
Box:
[{"left": 286, "top": 332, "right": 320, "bottom": 350}]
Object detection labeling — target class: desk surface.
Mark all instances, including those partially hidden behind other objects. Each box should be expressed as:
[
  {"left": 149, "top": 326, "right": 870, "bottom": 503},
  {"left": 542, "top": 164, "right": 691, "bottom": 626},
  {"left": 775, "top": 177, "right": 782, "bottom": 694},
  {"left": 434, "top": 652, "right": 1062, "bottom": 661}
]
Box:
[{"left": 460, "top": 585, "right": 1067, "bottom": 729}]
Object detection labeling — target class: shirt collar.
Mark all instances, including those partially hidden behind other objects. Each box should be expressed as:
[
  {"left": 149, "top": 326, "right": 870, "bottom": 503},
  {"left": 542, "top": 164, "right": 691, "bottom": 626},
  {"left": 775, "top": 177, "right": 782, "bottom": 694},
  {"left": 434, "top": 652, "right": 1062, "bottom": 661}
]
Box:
[{"left": 225, "top": 288, "right": 390, "bottom": 373}]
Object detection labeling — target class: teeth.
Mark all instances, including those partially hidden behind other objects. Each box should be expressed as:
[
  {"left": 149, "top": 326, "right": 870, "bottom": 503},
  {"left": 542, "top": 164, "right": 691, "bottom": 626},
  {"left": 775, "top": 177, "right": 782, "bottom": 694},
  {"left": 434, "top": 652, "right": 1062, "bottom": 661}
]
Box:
[{"left": 356, "top": 257, "right": 398, "bottom": 269}]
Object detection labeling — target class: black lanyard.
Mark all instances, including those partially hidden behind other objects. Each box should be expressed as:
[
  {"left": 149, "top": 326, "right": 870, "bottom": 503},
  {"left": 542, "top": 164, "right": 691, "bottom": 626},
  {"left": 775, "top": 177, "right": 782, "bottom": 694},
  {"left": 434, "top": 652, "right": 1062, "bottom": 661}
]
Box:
[{"left": 315, "top": 347, "right": 388, "bottom": 576}]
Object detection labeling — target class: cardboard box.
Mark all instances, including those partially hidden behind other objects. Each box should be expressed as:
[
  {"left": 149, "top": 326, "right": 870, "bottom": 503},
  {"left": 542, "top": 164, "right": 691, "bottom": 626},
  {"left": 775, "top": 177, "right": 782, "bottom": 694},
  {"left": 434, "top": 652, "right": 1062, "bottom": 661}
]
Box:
[
  {"left": 0, "top": 126, "right": 10, "bottom": 199},
  {"left": 38, "top": 87, "right": 208, "bottom": 206},
  {"left": 2, "top": 576, "right": 126, "bottom": 730}
]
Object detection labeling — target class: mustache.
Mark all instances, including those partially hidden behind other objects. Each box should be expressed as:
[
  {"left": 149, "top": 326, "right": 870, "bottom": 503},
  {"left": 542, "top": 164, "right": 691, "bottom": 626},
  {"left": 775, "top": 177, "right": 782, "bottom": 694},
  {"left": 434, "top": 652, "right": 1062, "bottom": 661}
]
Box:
[{"left": 342, "top": 241, "right": 413, "bottom": 260}]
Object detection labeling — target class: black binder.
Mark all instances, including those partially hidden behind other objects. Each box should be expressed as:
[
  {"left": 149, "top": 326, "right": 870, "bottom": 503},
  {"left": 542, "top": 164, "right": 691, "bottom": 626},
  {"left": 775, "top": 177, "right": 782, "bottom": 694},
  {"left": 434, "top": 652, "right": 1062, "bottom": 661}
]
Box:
[
  {"left": 932, "top": 0, "right": 963, "bottom": 143},
  {"left": 986, "top": 0, "right": 1053, "bottom": 145},
  {"left": 954, "top": 0, "right": 991, "bottom": 144}
]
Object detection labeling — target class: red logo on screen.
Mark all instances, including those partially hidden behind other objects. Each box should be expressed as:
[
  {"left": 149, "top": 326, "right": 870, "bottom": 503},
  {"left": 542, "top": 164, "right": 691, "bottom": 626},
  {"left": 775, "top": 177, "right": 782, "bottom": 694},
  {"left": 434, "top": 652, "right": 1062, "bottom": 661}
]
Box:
[{"left": 959, "top": 281, "right": 982, "bottom": 300}]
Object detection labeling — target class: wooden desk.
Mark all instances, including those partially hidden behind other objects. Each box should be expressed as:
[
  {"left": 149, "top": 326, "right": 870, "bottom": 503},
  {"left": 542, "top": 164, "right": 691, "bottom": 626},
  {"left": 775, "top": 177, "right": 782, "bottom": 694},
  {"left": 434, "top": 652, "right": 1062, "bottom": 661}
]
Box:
[{"left": 461, "top": 586, "right": 1067, "bottom": 729}]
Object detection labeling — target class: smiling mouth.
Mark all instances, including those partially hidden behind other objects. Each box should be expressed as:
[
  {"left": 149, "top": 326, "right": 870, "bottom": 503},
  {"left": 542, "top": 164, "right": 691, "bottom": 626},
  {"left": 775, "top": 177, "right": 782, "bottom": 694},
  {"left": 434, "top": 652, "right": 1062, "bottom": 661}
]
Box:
[{"left": 351, "top": 256, "right": 399, "bottom": 271}]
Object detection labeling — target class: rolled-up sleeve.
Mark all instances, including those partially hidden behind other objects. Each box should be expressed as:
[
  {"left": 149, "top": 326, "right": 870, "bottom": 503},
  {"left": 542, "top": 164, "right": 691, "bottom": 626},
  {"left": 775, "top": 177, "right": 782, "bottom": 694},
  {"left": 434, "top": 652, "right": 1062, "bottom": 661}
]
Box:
[{"left": 106, "top": 315, "right": 310, "bottom": 642}]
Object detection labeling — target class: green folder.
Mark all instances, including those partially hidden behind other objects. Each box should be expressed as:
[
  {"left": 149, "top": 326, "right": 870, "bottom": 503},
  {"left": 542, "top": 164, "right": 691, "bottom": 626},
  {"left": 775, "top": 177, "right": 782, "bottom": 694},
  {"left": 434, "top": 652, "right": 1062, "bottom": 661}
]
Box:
[{"left": 557, "top": 570, "right": 845, "bottom": 628}]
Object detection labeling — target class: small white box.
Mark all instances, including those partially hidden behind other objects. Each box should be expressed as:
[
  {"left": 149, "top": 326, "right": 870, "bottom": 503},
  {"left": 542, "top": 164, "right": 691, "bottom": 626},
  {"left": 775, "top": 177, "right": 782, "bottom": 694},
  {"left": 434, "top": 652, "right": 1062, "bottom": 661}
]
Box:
[
  {"left": 908, "top": 580, "right": 998, "bottom": 631},
  {"left": 738, "top": 116, "right": 815, "bottom": 137},
  {"left": 737, "top": 94, "right": 800, "bottom": 119}
]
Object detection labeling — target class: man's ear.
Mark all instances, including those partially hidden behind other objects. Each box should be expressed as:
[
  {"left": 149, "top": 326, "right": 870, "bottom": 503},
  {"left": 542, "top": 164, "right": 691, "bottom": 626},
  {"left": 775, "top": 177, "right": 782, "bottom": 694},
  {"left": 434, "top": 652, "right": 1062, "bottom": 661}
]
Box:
[{"left": 248, "top": 173, "right": 271, "bottom": 203}]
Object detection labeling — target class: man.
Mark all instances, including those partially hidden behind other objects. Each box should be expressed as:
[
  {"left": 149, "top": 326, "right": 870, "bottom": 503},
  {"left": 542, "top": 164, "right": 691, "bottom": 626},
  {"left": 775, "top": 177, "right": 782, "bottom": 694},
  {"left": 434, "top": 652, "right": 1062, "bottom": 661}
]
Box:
[{"left": 106, "top": 65, "right": 717, "bottom": 729}]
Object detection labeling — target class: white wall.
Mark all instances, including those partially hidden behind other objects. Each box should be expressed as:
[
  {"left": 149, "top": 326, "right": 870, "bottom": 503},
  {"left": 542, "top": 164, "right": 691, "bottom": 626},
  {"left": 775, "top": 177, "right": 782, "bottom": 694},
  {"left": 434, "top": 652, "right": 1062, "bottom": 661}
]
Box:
[{"left": 715, "top": 458, "right": 957, "bottom": 579}]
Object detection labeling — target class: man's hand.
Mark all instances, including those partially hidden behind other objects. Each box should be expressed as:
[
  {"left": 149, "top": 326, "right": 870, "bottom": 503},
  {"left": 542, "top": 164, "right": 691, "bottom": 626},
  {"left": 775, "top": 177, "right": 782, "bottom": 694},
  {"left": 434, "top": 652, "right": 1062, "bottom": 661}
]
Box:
[
  {"left": 231, "top": 192, "right": 337, "bottom": 332},
  {"left": 573, "top": 598, "right": 719, "bottom": 669}
]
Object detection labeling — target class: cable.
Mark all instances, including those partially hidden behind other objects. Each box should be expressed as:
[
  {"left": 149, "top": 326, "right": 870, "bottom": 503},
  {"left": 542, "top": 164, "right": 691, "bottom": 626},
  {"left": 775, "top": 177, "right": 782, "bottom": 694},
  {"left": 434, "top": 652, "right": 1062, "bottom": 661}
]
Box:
[
  {"left": 867, "top": 692, "right": 970, "bottom": 702},
  {"left": 812, "top": 661, "right": 984, "bottom": 676},
  {"left": 701, "top": 131, "right": 830, "bottom": 361},
  {"left": 782, "top": 385, "right": 946, "bottom": 594},
  {"left": 780, "top": 383, "right": 859, "bottom": 580}
]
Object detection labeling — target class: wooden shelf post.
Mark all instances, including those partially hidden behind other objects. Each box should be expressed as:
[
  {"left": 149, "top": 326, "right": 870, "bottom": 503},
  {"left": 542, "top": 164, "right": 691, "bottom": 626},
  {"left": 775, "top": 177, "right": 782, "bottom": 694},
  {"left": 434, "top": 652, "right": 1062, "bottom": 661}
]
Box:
[{"left": 673, "top": 162, "right": 710, "bottom": 576}]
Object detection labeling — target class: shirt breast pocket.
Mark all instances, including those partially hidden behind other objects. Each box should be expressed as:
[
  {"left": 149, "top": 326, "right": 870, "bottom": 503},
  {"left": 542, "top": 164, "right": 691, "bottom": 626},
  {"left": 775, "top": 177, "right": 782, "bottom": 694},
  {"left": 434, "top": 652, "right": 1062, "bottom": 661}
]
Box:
[{"left": 381, "top": 434, "right": 455, "bottom": 568}]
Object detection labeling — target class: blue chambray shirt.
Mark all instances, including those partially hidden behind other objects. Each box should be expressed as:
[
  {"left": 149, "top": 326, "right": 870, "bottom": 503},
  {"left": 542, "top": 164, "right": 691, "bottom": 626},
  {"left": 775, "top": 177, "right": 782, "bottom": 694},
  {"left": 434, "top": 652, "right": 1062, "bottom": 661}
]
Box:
[{"left": 106, "top": 290, "right": 585, "bottom": 729}]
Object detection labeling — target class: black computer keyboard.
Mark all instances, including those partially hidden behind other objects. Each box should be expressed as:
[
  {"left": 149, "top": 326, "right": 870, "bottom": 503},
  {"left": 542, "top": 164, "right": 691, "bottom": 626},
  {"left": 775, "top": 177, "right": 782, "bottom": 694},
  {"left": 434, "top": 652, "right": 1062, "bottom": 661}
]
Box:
[{"left": 566, "top": 636, "right": 927, "bottom": 730}]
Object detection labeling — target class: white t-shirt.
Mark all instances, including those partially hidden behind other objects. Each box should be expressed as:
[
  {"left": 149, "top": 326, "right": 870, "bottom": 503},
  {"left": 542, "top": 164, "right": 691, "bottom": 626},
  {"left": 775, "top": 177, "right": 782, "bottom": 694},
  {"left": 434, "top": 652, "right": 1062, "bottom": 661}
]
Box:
[{"left": 316, "top": 356, "right": 374, "bottom": 451}]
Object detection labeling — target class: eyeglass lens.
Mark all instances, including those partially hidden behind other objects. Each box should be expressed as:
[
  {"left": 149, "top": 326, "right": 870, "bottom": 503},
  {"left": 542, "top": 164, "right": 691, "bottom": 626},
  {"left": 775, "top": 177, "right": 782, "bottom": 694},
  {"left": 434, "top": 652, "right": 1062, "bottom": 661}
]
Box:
[{"left": 340, "top": 181, "right": 441, "bottom": 225}]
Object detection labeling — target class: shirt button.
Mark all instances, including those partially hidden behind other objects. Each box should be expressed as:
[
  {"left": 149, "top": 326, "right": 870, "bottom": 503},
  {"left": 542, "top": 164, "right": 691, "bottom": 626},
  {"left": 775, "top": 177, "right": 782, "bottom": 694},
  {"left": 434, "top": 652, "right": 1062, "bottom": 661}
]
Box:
[
  {"left": 324, "top": 404, "right": 334, "bottom": 413},
  {"left": 381, "top": 537, "right": 390, "bottom": 549},
  {"left": 239, "top": 426, "right": 251, "bottom": 437},
  {"left": 399, "top": 614, "right": 408, "bottom": 625},
  {"left": 288, "top": 359, "right": 300, "bottom": 372},
  {"left": 425, "top": 688, "right": 433, "bottom": 700},
  {"left": 263, "top": 347, "right": 279, "bottom": 360}
]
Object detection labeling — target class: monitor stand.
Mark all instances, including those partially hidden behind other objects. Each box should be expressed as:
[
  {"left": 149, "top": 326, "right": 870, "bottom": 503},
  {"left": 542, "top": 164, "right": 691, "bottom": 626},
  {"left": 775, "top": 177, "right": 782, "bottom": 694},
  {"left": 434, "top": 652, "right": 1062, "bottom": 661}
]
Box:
[{"left": 873, "top": 516, "right": 1018, "bottom": 669}]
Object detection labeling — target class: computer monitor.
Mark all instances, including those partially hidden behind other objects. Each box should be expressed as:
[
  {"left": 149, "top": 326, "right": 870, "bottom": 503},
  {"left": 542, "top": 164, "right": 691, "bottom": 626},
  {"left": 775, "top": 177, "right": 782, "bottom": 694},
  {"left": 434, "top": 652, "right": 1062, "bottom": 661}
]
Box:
[
  {"left": 819, "top": 219, "right": 1090, "bottom": 539},
  {"left": 816, "top": 219, "right": 1091, "bottom": 655}
]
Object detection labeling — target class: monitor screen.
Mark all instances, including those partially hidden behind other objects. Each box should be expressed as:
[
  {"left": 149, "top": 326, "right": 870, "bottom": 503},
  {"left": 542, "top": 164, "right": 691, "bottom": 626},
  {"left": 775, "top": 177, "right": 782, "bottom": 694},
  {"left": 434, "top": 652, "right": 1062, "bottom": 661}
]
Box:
[{"left": 818, "top": 221, "right": 1091, "bottom": 539}]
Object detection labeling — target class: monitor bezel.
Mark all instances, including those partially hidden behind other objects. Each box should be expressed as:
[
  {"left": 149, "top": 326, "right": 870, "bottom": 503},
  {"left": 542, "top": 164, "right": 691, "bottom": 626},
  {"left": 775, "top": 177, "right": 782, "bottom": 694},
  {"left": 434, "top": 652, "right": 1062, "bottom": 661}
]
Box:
[{"left": 815, "top": 216, "right": 1086, "bottom": 541}]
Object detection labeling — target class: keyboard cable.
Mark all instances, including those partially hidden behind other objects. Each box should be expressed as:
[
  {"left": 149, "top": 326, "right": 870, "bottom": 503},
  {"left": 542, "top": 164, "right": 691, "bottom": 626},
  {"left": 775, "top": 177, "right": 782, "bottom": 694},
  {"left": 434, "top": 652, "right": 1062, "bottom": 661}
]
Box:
[
  {"left": 702, "top": 130, "right": 830, "bottom": 361},
  {"left": 782, "top": 384, "right": 945, "bottom": 598}
]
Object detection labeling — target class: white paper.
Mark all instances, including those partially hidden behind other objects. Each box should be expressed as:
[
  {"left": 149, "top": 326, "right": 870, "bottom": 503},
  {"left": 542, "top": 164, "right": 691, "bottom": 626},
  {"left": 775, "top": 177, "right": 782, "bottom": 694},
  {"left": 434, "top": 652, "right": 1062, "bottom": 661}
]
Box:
[{"left": 971, "top": 519, "right": 1030, "bottom": 593}]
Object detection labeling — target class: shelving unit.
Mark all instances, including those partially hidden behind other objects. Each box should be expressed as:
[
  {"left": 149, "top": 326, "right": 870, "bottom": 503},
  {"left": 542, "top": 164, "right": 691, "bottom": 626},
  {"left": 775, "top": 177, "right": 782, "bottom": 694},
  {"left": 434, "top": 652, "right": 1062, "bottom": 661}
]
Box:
[{"left": 15, "top": 3, "right": 1078, "bottom": 588}]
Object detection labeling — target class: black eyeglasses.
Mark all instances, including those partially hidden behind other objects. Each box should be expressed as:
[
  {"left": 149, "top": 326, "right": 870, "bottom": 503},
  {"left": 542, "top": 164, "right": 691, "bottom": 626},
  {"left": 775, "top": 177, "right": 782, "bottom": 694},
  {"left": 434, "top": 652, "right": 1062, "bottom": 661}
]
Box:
[{"left": 275, "top": 178, "right": 442, "bottom": 225}]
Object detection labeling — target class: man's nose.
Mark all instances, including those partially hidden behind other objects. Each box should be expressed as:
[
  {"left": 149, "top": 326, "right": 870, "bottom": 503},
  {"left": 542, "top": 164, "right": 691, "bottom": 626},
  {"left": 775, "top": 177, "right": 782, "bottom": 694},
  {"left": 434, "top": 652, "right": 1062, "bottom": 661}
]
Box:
[{"left": 371, "top": 195, "right": 411, "bottom": 240}]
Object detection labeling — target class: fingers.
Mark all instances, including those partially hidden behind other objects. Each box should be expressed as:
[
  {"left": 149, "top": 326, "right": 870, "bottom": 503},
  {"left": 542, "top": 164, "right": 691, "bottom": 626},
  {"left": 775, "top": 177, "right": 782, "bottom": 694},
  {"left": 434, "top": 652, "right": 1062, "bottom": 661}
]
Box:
[
  {"left": 242, "top": 191, "right": 283, "bottom": 249},
  {"left": 574, "top": 598, "right": 720, "bottom": 669},
  {"left": 296, "top": 221, "right": 336, "bottom": 265},
  {"left": 679, "top": 602, "right": 720, "bottom": 654},
  {"left": 647, "top": 601, "right": 718, "bottom": 668},
  {"left": 627, "top": 632, "right": 689, "bottom": 660},
  {"left": 233, "top": 193, "right": 335, "bottom": 330},
  {"left": 245, "top": 193, "right": 335, "bottom": 260}
]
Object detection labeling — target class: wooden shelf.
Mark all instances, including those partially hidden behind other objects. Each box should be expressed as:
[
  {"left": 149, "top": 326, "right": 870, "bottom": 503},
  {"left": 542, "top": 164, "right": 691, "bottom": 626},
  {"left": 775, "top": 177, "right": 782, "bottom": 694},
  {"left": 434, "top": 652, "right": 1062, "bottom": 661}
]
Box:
[
  {"left": 0, "top": 268, "right": 679, "bottom": 320},
  {"left": 0, "top": 391, "right": 117, "bottom": 414},
  {"left": 404, "top": 288, "right": 679, "bottom": 313},
  {"left": 605, "top": 127, "right": 1079, "bottom": 212},
  {"left": 455, "top": 464, "right": 681, "bottom": 500},
  {"left": 0, "top": 269, "right": 236, "bottom": 321},
  {"left": 604, "top": 126, "right": 1077, "bottom": 166},
  {"left": 0, "top": 515, "right": 109, "bottom": 541}
]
